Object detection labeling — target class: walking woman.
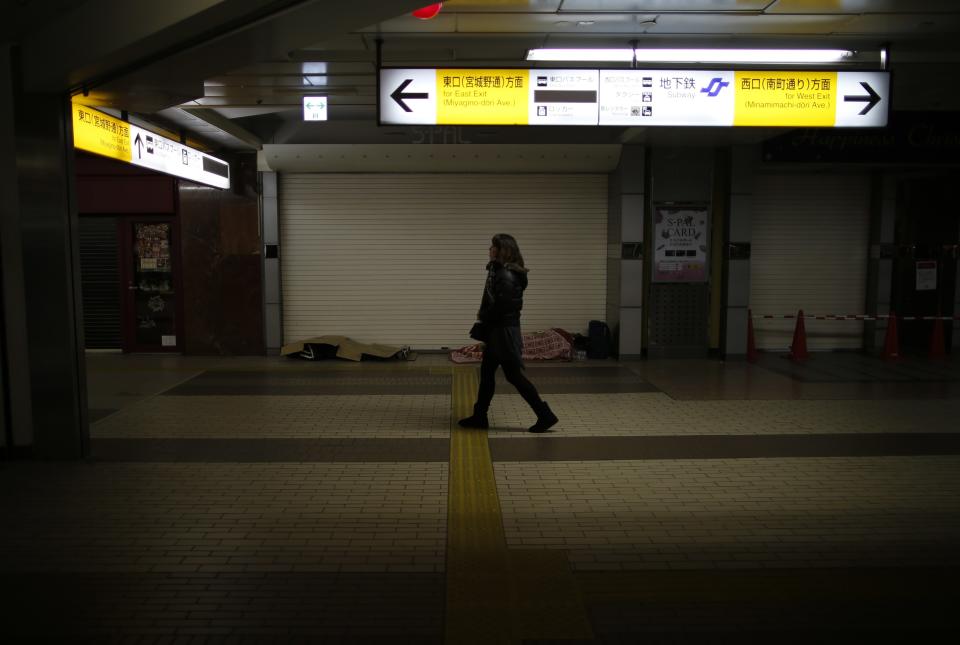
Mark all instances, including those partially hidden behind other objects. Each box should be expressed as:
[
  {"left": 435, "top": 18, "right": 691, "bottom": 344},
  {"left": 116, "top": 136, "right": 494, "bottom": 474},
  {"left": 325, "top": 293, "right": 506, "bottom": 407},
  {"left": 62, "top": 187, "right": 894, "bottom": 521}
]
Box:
[{"left": 459, "top": 234, "right": 559, "bottom": 433}]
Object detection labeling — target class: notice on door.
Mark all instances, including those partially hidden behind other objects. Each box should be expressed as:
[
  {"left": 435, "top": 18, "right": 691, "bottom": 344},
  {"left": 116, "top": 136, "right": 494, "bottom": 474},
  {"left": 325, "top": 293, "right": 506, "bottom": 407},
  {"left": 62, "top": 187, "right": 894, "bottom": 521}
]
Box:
[
  {"left": 653, "top": 206, "right": 709, "bottom": 283},
  {"left": 916, "top": 260, "right": 937, "bottom": 291}
]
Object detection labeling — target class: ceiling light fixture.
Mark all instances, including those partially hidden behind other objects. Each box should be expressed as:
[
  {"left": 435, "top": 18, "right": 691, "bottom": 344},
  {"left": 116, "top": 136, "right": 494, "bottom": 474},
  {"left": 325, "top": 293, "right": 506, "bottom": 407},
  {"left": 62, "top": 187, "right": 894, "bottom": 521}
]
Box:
[
  {"left": 526, "top": 48, "right": 856, "bottom": 64},
  {"left": 526, "top": 48, "right": 633, "bottom": 62},
  {"left": 634, "top": 48, "right": 854, "bottom": 64}
]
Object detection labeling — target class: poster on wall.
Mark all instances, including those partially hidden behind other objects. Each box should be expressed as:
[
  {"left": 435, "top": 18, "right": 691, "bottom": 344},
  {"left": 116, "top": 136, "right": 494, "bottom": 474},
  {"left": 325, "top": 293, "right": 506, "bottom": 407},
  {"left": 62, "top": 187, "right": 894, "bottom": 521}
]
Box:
[
  {"left": 916, "top": 260, "right": 937, "bottom": 291},
  {"left": 653, "top": 205, "right": 709, "bottom": 282}
]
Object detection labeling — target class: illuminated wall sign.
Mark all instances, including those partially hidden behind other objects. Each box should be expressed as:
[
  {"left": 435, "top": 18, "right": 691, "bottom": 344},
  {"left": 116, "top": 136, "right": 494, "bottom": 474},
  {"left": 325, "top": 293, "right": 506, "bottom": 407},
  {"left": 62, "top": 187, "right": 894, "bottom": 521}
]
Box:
[
  {"left": 599, "top": 70, "right": 734, "bottom": 126},
  {"left": 438, "top": 69, "right": 528, "bottom": 125},
  {"left": 380, "top": 68, "right": 888, "bottom": 128},
  {"left": 303, "top": 96, "right": 328, "bottom": 121},
  {"left": 72, "top": 104, "right": 230, "bottom": 189},
  {"left": 72, "top": 104, "right": 131, "bottom": 162}
]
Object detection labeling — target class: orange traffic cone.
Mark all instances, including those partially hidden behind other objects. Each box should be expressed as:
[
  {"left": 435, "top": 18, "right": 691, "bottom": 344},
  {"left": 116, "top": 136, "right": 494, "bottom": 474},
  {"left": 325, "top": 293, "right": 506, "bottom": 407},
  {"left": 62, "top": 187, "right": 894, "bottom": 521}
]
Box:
[
  {"left": 746, "top": 309, "right": 758, "bottom": 363},
  {"left": 929, "top": 312, "right": 946, "bottom": 359},
  {"left": 787, "top": 309, "right": 809, "bottom": 362},
  {"left": 881, "top": 311, "right": 900, "bottom": 361}
]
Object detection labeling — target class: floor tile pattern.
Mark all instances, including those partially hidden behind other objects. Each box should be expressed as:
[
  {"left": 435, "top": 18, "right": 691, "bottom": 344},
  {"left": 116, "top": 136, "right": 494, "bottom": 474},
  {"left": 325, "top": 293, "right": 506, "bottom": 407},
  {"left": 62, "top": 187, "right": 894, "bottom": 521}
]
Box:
[
  {"left": 4, "top": 354, "right": 959, "bottom": 641},
  {"left": 495, "top": 457, "right": 960, "bottom": 570},
  {"left": 485, "top": 392, "right": 960, "bottom": 436},
  {"left": 0, "top": 462, "right": 447, "bottom": 574},
  {"left": 92, "top": 395, "right": 451, "bottom": 439}
]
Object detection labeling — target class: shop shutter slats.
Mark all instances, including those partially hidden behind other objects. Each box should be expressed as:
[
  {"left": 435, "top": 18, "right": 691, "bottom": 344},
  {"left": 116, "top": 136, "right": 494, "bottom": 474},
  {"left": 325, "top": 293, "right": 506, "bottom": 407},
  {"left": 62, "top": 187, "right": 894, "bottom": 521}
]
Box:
[
  {"left": 279, "top": 174, "right": 607, "bottom": 349},
  {"left": 78, "top": 217, "right": 121, "bottom": 349},
  {"left": 750, "top": 172, "right": 870, "bottom": 351}
]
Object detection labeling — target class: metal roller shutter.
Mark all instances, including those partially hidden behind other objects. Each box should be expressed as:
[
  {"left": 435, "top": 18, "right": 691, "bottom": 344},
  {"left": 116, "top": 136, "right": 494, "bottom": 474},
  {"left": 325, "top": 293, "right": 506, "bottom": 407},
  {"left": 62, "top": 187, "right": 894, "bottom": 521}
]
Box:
[
  {"left": 751, "top": 172, "right": 870, "bottom": 351},
  {"left": 78, "top": 216, "right": 121, "bottom": 349},
  {"left": 279, "top": 173, "right": 607, "bottom": 349}
]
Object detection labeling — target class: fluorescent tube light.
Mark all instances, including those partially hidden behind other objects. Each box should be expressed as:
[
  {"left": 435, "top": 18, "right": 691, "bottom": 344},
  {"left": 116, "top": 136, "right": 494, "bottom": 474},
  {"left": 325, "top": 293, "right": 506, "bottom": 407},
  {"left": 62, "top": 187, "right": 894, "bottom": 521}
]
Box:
[
  {"left": 633, "top": 48, "right": 854, "bottom": 64},
  {"left": 526, "top": 48, "right": 633, "bottom": 62},
  {"left": 526, "top": 48, "right": 855, "bottom": 64}
]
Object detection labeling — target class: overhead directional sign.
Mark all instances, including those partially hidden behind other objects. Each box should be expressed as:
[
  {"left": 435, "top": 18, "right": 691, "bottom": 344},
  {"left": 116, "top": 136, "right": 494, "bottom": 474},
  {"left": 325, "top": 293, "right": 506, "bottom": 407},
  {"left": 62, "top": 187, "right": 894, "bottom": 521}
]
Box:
[
  {"left": 379, "top": 68, "right": 889, "bottom": 128},
  {"left": 72, "top": 103, "right": 230, "bottom": 189}
]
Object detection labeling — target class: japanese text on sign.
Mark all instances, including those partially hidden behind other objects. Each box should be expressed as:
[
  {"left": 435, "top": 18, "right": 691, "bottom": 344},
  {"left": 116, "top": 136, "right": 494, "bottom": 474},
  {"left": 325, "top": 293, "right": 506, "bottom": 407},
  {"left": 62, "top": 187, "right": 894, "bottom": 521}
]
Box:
[{"left": 437, "top": 69, "right": 527, "bottom": 124}]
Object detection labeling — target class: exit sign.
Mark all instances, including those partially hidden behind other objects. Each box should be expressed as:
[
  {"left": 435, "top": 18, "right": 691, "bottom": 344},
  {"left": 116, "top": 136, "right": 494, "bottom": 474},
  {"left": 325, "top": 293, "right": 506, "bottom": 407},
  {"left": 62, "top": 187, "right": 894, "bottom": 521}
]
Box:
[{"left": 303, "top": 96, "right": 328, "bottom": 121}]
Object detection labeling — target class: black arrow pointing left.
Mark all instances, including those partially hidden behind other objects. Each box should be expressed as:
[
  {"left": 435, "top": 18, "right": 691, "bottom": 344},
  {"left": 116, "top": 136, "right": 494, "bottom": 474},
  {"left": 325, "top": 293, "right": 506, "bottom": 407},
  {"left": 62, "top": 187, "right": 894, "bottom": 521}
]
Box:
[
  {"left": 390, "top": 79, "right": 428, "bottom": 113},
  {"left": 844, "top": 81, "right": 881, "bottom": 116}
]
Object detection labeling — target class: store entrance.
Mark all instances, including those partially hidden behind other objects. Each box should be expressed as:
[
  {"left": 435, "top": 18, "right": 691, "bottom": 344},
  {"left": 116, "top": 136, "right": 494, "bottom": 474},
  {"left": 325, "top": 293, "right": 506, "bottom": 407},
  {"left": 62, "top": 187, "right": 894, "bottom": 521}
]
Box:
[{"left": 120, "top": 218, "right": 182, "bottom": 352}]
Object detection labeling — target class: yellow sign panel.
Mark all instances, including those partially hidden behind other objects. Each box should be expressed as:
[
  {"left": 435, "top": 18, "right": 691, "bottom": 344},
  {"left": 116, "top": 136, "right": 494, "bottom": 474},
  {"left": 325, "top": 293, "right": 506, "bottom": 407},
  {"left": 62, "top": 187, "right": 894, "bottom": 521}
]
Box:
[
  {"left": 733, "top": 71, "right": 838, "bottom": 127},
  {"left": 72, "top": 103, "right": 131, "bottom": 162},
  {"left": 436, "top": 69, "right": 528, "bottom": 125}
]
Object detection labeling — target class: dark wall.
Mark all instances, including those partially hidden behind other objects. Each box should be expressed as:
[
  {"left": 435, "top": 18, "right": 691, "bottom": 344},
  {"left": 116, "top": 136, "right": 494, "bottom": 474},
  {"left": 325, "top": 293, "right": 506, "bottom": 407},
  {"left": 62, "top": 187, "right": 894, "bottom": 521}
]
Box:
[
  {"left": 75, "top": 151, "right": 264, "bottom": 355},
  {"left": 76, "top": 153, "right": 175, "bottom": 214},
  {"left": 179, "top": 154, "right": 263, "bottom": 355}
]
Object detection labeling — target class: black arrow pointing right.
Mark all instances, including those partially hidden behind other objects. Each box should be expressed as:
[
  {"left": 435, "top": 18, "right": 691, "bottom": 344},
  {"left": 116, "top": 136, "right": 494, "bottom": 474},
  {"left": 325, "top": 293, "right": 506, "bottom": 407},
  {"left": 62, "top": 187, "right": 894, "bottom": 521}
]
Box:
[
  {"left": 844, "top": 81, "right": 881, "bottom": 116},
  {"left": 133, "top": 132, "right": 143, "bottom": 158},
  {"left": 390, "top": 79, "right": 428, "bottom": 113}
]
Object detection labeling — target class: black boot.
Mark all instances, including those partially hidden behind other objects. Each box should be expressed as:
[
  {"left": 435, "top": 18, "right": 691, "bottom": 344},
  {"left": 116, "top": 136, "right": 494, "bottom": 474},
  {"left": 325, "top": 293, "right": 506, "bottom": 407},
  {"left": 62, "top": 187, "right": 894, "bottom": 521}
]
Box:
[
  {"left": 528, "top": 401, "right": 558, "bottom": 433},
  {"left": 458, "top": 404, "right": 489, "bottom": 429}
]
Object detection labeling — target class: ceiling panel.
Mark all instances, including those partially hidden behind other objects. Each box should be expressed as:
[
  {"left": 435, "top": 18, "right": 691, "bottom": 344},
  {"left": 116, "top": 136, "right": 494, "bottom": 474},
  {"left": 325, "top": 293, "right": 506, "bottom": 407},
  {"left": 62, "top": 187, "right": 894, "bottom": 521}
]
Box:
[
  {"left": 837, "top": 13, "right": 960, "bottom": 36},
  {"left": 207, "top": 76, "right": 377, "bottom": 87},
  {"left": 229, "top": 62, "right": 376, "bottom": 75},
  {"left": 443, "top": 0, "right": 563, "bottom": 12},
  {"left": 193, "top": 95, "right": 375, "bottom": 107},
  {"left": 559, "top": 0, "right": 770, "bottom": 11},
  {"left": 212, "top": 107, "right": 296, "bottom": 119},
  {"left": 360, "top": 13, "right": 459, "bottom": 33},
  {"left": 169, "top": 0, "right": 960, "bottom": 137},
  {"left": 456, "top": 11, "right": 659, "bottom": 32},
  {"left": 302, "top": 34, "right": 370, "bottom": 50},
  {"left": 2, "top": 0, "right": 90, "bottom": 42},
  {"left": 648, "top": 13, "right": 857, "bottom": 35},
  {"left": 768, "top": 0, "right": 960, "bottom": 13}
]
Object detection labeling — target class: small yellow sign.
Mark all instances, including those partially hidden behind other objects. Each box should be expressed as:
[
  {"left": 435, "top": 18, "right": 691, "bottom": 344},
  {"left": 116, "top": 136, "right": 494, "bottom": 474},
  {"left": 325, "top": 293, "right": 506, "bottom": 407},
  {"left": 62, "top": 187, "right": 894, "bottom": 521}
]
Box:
[
  {"left": 436, "top": 69, "right": 528, "bottom": 125},
  {"left": 72, "top": 103, "right": 131, "bottom": 162},
  {"left": 733, "top": 71, "right": 838, "bottom": 127}
]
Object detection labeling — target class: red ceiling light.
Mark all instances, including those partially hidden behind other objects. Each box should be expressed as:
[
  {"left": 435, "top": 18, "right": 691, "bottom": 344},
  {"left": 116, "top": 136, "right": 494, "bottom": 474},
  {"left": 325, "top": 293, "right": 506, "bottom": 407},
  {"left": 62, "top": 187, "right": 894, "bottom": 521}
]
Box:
[{"left": 412, "top": 3, "right": 442, "bottom": 20}]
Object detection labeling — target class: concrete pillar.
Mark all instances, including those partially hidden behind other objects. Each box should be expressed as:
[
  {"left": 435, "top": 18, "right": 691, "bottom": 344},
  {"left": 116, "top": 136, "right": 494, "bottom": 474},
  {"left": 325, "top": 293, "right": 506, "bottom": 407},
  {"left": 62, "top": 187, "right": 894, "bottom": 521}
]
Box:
[
  {"left": 607, "top": 146, "right": 645, "bottom": 358},
  {"left": 0, "top": 46, "right": 35, "bottom": 454},
  {"left": 647, "top": 146, "right": 713, "bottom": 358},
  {"left": 866, "top": 173, "right": 898, "bottom": 352},
  {"left": 724, "top": 145, "right": 758, "bottom": 358},
  {"left": 3, "top": 47, "right": 88, "bottom": 458},
  {"left": 261, "top": 172, "right": 283, "bottom": 354}
]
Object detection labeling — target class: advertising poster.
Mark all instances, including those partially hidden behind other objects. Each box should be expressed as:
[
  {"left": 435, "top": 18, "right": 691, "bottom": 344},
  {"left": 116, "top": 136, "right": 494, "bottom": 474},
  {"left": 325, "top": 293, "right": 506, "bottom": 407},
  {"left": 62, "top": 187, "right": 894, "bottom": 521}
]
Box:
[{"left": 653, "top": 206, "right": 709, "bottom": 282}]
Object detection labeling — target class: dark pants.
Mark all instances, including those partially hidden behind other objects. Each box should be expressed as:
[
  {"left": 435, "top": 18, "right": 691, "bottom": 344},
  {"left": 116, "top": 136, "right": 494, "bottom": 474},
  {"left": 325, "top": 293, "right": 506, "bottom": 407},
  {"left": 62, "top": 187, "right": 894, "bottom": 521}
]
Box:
[{"left": 476, "top": 349, "right": 543, "bottom": 413}]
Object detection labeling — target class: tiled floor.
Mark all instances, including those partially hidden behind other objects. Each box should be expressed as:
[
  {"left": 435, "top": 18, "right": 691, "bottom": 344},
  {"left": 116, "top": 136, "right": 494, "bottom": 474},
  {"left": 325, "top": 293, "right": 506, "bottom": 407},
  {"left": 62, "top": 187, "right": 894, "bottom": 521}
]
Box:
[{"left": 1, "top": 352, "right": 959, "bottom": 642}]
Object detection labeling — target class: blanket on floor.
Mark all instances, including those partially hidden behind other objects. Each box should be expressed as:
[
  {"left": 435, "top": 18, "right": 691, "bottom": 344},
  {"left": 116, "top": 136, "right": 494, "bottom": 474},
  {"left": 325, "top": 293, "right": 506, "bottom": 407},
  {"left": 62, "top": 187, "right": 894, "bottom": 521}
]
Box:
[
  {"left": 449, "top": 328, "right": 573, "bottom": 363},
  {"left": 281, "top": 336, "right": 413, "bottom": 362}
]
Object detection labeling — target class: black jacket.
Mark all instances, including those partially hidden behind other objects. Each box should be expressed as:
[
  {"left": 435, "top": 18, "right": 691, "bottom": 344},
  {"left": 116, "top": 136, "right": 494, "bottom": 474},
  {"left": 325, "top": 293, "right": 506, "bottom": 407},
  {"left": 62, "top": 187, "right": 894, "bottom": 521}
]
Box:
[{"left": 477, "top": 261, "right": 528, "bottom": 327}]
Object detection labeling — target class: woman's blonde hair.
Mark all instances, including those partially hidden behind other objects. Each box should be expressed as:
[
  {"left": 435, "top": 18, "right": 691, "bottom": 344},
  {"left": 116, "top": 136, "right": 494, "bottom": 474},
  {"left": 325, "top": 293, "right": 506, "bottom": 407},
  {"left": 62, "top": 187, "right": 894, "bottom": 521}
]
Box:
[{"left": 492, "top": 233, "right": 525, "bottom": 267}]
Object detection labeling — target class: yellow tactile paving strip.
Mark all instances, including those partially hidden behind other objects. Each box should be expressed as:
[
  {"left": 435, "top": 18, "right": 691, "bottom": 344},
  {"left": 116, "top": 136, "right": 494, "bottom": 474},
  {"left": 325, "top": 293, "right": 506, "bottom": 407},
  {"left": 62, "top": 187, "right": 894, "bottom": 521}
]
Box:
[{"left": 445, "top": 367, "right": 592, "bottom": 644}]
